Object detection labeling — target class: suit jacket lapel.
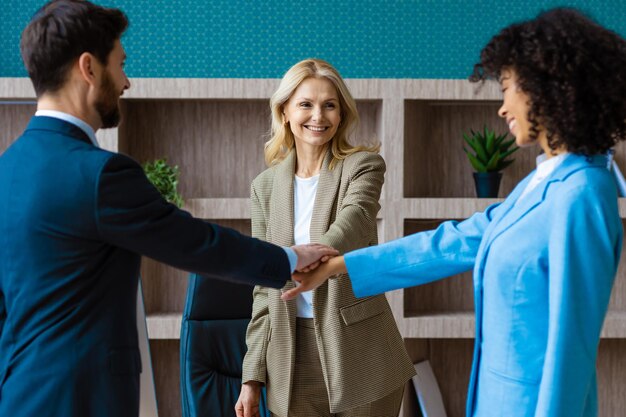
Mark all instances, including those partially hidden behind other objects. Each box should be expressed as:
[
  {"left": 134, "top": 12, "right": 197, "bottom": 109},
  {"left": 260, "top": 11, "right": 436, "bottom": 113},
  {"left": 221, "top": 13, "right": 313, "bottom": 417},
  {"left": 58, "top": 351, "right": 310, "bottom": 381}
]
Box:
[{"left": 310, "top": 150, "right": 342, "bottom": 243}]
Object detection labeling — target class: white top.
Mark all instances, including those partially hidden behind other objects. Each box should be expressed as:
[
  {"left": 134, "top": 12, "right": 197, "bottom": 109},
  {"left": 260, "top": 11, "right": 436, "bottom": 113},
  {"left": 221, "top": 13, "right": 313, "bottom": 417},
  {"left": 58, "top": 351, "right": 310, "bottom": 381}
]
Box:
[
  {"left": 517, "top": 152, "right": 569, "bottom": 203},
  {"left": 293, "top": 174, "right": 320, "bottom": 318}
]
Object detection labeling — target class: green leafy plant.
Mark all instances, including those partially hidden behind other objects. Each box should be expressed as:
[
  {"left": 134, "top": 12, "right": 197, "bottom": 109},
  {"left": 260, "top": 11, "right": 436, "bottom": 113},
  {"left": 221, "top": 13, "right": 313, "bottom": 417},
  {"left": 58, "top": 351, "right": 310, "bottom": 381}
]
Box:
[
  {"left": 142, "top": 158, "right": 184, "bottom": 208},
  {"left": 463, "top": 126, "right": 519, "bottom": 173}
]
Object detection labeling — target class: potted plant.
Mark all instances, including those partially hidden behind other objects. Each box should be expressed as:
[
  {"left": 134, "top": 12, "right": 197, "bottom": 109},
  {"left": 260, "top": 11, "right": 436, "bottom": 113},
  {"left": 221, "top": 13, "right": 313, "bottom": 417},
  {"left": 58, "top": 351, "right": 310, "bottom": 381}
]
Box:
[
  {"left": 463, "top": 127, "right": 518, "bottom": 198},
  {"left": 142, "top": 158, "right": 184, "bottom": 207}
]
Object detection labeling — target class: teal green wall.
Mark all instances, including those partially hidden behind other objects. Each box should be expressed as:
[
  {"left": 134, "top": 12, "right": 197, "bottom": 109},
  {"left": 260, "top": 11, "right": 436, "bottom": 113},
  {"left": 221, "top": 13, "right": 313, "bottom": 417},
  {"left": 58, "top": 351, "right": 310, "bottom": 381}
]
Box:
[{"left": 2, "top": 0, "right": 625, "bottom": 78}]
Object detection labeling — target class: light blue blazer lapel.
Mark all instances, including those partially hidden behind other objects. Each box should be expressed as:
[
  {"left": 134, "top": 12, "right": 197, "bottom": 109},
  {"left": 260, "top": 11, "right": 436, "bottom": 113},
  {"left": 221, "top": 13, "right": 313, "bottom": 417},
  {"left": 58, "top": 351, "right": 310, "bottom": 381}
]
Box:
[
  {"left": 482, "top": 174, "right": 546, "bottom": 250},
  {"left": 482, "top": 153, "right": 609, "bottom": 252},
  {"left": 476, "top": 172, "right": 534, "bottom": 259}
]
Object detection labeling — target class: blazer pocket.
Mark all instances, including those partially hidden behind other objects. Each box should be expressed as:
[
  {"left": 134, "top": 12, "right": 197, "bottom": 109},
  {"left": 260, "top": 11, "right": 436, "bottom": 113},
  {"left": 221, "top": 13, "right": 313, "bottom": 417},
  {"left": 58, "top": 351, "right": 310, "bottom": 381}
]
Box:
[
  {"left": 340, "top": 296, "right": 387, "bottom": 326},
  {"left": 109, "top": 348, "right": 142, "bottom": 376}
]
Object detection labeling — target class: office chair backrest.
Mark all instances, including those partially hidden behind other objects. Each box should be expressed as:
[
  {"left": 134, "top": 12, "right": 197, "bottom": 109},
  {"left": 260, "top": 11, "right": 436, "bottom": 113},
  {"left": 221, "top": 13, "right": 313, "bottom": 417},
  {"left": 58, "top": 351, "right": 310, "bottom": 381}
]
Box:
[{"left": 180, "top": 274, "right": 269, "bottom": 417}]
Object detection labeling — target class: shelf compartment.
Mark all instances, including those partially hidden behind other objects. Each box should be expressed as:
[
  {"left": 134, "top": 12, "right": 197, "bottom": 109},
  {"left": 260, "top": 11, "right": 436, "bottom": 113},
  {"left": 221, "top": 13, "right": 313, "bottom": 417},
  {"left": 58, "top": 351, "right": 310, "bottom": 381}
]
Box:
[
  {"left": 141, "top": 219, "right": 251, "bottom": 315},
  {"left": 0, "top": 101, "right": 36, "bottom": 153},
  {"left": 118, "top": 99, "right": 270, "bottom": 199},
  {"left": 403, "top": 99, "right": 539, "bottom": 198},
  {"left": 403, "top": 219, "right": 474, "bottom": 317},
  {"left": 403, "top": 338, "right": 473, "bottom": 417}
]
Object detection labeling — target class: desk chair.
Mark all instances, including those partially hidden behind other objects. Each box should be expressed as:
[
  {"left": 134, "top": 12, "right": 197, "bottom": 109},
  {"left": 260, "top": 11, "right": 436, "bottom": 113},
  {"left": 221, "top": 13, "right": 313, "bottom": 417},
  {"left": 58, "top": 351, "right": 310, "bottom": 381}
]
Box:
[{"left": 180, "top": 273, "right": 270, "bottom": 417}]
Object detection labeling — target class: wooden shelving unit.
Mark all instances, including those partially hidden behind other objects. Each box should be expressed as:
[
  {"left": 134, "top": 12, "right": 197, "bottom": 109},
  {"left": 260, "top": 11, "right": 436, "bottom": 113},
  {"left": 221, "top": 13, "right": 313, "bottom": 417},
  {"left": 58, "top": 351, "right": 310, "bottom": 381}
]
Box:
[{"left": 2, "top": 77, "right": 625, "bottom": 417}]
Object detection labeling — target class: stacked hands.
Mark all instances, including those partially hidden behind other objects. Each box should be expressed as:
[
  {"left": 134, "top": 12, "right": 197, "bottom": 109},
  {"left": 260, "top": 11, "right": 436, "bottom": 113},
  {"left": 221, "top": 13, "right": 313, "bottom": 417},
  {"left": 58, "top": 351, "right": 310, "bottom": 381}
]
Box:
[
  {"left": 284, "top": 243, "right": 347, "bottom": 300},
  {"left": 234, "top": 243, "right": 345, "bottom": 417}
]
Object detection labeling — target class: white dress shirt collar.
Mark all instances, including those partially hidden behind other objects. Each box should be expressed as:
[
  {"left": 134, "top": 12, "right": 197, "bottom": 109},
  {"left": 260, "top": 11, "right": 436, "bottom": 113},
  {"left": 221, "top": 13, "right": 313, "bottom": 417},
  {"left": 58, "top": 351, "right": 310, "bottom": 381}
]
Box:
[{"left": 35, "top": 110, "right": 99, "bottom": 147}]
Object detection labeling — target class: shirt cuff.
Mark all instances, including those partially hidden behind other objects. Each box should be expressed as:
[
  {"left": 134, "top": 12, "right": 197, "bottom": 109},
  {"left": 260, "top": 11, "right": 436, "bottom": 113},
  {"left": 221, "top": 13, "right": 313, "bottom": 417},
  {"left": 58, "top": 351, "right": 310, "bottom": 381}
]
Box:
[{"left": 282, "top": 247, "right": 297, "bottom": 273}]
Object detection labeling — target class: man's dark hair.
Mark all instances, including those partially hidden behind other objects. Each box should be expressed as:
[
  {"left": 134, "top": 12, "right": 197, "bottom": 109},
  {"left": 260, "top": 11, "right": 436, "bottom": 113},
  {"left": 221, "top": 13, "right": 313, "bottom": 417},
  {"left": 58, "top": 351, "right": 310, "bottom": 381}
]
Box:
[
  {"left": 20, "top": 0, "right": 128, "bottom": 97},
  {"left": 470, "top": 8, "right": 626, "bottom": 155}
]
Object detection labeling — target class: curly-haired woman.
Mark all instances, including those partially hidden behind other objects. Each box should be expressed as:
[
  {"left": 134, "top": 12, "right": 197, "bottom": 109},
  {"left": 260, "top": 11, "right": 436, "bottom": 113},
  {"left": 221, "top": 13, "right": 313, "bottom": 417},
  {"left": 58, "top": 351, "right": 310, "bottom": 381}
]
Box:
[{"left": 282, "top": 8, "right": 626, "bottom": 417}]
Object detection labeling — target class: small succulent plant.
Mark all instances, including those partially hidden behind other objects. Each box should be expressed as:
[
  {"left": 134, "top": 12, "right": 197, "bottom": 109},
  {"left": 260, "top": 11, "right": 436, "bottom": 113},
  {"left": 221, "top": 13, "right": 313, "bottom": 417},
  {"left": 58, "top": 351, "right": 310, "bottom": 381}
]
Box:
[{"left": 463, "top": 127, "right": 519, "bottom": 173}]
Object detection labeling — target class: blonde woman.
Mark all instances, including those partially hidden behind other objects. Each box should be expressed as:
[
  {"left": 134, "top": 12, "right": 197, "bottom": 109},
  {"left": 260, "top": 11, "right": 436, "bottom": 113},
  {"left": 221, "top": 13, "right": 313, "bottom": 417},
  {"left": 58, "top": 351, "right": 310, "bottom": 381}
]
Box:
[{"left": 235, "top": 59, "right": 415, "bottom": 417}]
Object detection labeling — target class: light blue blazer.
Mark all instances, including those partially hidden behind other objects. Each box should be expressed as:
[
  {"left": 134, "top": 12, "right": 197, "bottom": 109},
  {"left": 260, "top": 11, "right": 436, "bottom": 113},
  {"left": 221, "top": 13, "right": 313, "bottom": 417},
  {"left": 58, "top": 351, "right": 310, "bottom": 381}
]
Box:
[{"left": 344, "top": 153, "right": 622, "bottom": 417}]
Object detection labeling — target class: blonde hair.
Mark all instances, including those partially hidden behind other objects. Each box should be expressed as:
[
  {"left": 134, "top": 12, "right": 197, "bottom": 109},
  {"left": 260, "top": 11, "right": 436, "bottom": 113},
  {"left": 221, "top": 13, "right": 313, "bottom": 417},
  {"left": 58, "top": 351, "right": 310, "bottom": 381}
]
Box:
[{"left": 265, "top": 58, "right": 379, "bottom": 169}]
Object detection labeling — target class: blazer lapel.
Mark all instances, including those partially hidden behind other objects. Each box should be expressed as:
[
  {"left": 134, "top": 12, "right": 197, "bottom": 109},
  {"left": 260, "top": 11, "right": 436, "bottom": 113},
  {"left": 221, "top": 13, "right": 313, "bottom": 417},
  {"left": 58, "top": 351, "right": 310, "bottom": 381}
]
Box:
[
  {"left": 483, "top": 153, "right": 609, "bottom": 249},
  {"left": 269, "top": 150, "right": 296, "bottom": 249},
  {"left": 483, "top": 177, "right": 546, "bottom": 247},
  {"left": 268, "top": 150, "right": 298, "bottom": 327},
  {"left": 310, "top": 150, "right": 342, "bottom": 243}
]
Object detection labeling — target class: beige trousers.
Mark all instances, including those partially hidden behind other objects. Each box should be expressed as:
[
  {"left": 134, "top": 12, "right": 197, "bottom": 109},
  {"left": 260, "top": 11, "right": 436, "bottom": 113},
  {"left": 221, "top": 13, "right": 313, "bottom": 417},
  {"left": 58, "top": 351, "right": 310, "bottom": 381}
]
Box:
[{"left": 270, "top": 318, "right": 404, "bottom": 417}]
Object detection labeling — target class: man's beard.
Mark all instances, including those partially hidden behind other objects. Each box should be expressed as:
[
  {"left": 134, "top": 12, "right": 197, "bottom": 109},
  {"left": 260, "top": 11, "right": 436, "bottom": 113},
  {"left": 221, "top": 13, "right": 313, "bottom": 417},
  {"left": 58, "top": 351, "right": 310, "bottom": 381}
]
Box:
[{"left": 95, "top": 70, "right": 121, "bottom": 129}]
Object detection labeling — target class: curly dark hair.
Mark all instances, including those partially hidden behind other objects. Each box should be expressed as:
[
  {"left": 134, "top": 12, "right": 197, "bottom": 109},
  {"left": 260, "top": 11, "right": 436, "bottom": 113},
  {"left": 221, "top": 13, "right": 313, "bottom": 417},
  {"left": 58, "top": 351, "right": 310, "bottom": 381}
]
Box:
[{"left": 470, "top": 8, "right": 626, "bottom": 155}]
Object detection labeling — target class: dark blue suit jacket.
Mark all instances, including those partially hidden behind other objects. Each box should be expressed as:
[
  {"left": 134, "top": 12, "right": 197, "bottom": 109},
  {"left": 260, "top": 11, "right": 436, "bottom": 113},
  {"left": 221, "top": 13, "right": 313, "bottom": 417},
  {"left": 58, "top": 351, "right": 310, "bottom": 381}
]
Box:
[{"left": 0, "top": 116, "right": 290, "bottom": 417}]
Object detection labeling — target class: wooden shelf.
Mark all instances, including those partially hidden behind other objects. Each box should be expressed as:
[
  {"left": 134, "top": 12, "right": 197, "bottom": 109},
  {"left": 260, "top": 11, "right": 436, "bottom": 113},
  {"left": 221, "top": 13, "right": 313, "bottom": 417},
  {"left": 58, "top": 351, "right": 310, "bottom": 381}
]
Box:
[
  {"left": 147, "top": 313, "right": 182, "bottom": 340},
  {"left": 602, "top": 312, "right": 626, "bottom": 338},
  {"left": 400, "top": 312, "right": 475, "bottom": 338},
  {"left": 184, "top": 198, "right": 250, "bottom": 219},
  {"left": 396, "top": 311, "right": 626, "bottom": 339},
  {"left": 619, "top": 198, "right": 626, "bottom": 218},
  {"left": 403, "top": 198, "right": 501, "bottom": 219},
  {"left": 403, "top": 198, "right": 626, "bottom": 220}
]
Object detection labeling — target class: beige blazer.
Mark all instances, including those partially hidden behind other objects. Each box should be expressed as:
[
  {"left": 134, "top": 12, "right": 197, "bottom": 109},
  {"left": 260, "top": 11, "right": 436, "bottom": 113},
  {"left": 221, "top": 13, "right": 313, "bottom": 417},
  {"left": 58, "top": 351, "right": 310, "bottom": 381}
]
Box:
[{"left": 242, "top": 149, "right": 415, "bottom": 415}]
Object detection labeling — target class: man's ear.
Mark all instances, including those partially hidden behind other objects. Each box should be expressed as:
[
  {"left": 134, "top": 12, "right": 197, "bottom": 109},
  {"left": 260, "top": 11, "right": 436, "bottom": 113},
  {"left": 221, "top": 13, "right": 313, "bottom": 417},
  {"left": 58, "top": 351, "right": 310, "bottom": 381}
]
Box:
[{"left": 77, "top": 52, "right": 99, "bottom": 86}]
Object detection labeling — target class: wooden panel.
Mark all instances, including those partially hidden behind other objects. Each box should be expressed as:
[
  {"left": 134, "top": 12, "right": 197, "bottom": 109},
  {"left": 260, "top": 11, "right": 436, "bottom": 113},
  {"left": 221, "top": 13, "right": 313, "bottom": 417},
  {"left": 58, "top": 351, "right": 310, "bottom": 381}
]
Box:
[
  {"left": 403, "top": 219, "right": 474, "bottom": 315},
  {"left": 609, "top": 219, "right": 626, "bottom": 312},
  {"left": 150, "top": 339, "right": 181, "bottom": 417},
  {"left": 597, "top": 339, "right": 626, "bottom": 417},
  {"left": 404, "top": 100, "right": 540, "bottom": 198},
  {"left": 0, "top": 102, "right": 36, "bottom": 153},
  {"left": 142, "top": 219, "right": 252, "bottom": 314},
  {"left": 404, "top": 338, "right": 473, "bottom": 417}
]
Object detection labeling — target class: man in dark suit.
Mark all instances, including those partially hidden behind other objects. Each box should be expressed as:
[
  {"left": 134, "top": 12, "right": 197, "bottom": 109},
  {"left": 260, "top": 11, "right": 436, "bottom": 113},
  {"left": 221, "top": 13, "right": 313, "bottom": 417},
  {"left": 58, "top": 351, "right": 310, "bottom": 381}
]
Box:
[{"left": 0, "top": 1, "right": 337, "bottom": 416}]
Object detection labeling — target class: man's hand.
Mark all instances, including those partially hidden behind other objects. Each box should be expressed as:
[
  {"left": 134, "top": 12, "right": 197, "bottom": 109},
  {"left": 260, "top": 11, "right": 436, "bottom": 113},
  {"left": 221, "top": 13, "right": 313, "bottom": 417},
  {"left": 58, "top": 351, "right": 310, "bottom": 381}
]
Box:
[
  {"left": 291, "top": 243, "right": 339, "bottom": 272},
  {"left": 235, "top": 381, "right": 262, "bottom": 417},
  {"left": 281, "top": 256, "right": 347, "bottom": 300}
]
